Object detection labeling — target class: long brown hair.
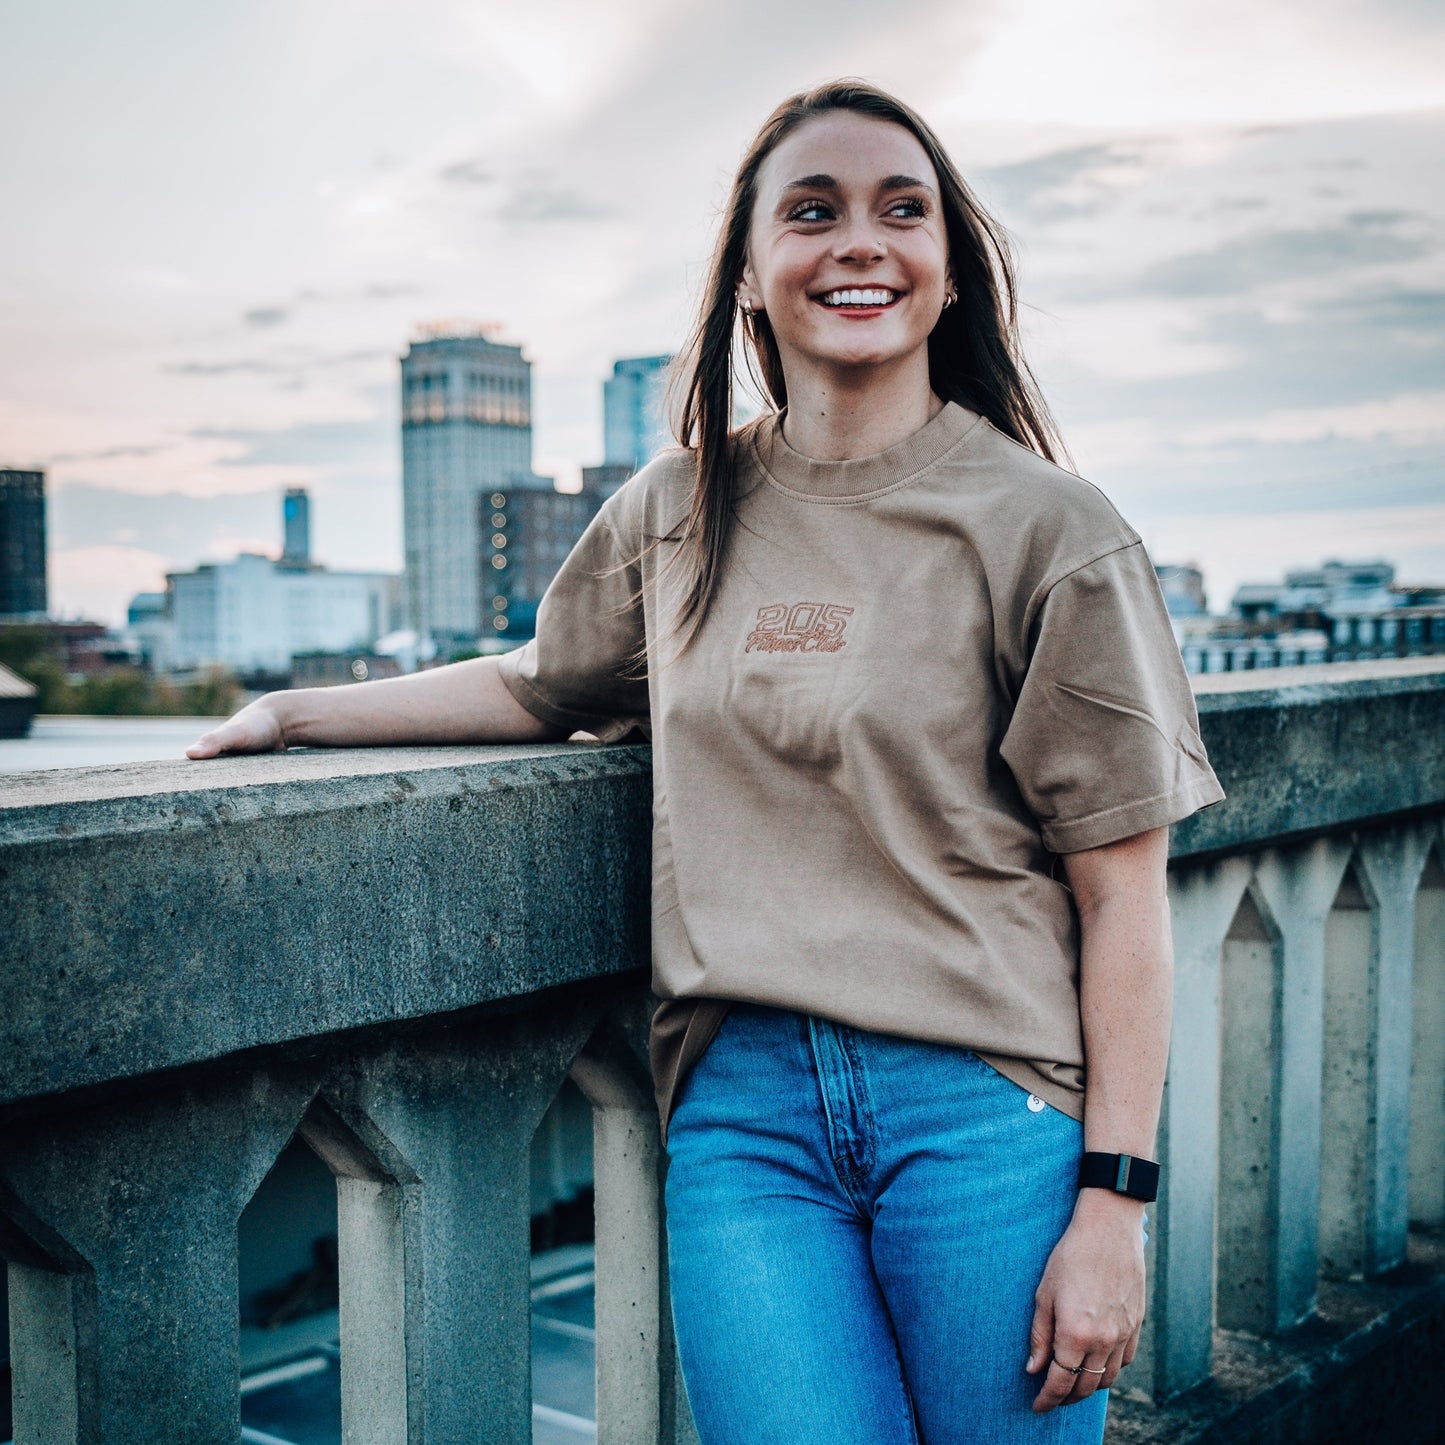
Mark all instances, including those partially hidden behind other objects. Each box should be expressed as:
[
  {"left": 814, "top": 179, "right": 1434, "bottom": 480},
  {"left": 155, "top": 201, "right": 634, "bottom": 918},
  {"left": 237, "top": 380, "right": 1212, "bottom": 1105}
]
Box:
[{"left": 667, "top": 79, "right": 1066, "bottom": 643}]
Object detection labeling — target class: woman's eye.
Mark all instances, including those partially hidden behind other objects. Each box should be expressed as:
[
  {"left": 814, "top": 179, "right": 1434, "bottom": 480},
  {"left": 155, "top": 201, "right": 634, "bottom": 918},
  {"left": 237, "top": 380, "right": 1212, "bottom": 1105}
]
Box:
[
  {"left": 888, "top": 198, "right": 927, "bottom": 219},
  {"left": 788, "top": 202, "right": 832, "bottom": 222}
]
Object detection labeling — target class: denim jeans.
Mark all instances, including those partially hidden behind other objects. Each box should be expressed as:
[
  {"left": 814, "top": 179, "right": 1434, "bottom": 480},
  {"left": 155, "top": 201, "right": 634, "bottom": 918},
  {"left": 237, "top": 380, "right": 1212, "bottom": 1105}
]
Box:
[{"left": 663, "top": 1003, "right": 1108, "bottom": 1445}]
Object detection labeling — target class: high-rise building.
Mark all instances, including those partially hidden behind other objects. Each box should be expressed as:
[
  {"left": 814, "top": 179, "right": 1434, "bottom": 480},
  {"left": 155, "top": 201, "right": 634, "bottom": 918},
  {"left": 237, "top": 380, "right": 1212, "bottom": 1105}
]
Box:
[
  {"left": 580, "top": 463, "right": 635, "bottom": 499},
  {"left": 160, "top": 492, "right": 401, "bottom": 675},
  {"left": 480, "top": 479, "right": 606, "bottom": 643},
  {"left": 0, "top": 469, "right": 47, "bottom": 618},
  {"left": 401, "top": 327, "right": 536, "bottom": 649},
  {"left": 603, "top": 356, "right": 672, "bottom": 471},
  {"left": 282, "top": 488, "right": 311, "bottom": 565}
]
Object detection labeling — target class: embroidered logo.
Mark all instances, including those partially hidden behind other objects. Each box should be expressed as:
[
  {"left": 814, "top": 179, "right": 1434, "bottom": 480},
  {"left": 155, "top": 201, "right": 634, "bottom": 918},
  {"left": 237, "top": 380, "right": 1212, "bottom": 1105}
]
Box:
[{"left": 744, "top": 601, "right": 854, "bottom": 654}]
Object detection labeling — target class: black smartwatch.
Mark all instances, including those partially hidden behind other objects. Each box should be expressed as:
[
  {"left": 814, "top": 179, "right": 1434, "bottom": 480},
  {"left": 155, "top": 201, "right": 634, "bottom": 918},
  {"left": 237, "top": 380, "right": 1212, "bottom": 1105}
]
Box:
[{"left": 1078, "top": 1151, "right": 1160, "bottom": 1202}]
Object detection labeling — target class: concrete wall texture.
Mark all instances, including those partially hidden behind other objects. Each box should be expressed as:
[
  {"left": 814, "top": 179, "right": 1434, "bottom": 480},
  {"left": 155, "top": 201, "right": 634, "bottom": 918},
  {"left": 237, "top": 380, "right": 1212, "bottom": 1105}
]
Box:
[{"left": 1, "top": 656, "right": 1443, "bottom": 1443}]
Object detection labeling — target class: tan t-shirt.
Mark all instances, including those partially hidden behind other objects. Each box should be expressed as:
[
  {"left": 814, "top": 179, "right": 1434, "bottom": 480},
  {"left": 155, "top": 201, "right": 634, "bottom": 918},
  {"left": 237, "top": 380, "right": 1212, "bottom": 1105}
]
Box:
[{"left": 498, "top": 402, "right": 1223, "bottom": 1138}]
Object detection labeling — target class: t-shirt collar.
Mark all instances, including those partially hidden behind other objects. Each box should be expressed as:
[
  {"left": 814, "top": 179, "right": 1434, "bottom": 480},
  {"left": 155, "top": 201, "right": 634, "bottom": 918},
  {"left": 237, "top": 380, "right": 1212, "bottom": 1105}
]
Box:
[{"left": 751, "top": 399, "right": 982, "bottom": 500}]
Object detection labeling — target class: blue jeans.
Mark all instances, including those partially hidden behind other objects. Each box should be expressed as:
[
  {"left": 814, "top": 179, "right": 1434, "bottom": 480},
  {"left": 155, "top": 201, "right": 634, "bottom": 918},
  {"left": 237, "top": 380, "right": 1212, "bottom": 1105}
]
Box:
[{"left": 663, "top": 1003, "right": 1108, "bottom": 1445}]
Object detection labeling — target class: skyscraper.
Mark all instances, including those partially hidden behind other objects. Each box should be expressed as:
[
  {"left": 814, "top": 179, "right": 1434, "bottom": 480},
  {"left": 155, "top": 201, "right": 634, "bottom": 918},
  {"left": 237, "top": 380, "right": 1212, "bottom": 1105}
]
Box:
[
  {"left": 0, "top": 469, "right": 47, "bottom": 618},
  {"left": 480, "top": 483, "right": 604, "bottom": 642},
  {"left": 603, "top": 356, "right": 672, "bottom": 472},
  {"left": 282, "top": 488, "right": 311, "bottom": 566},
  {"left": 401, "top": 327, "right": 535, "bottom": 648}
]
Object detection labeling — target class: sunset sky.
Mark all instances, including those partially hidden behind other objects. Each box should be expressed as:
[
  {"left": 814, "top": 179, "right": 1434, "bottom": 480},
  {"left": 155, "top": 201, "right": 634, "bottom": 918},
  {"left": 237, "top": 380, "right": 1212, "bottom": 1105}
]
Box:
[{"left": 3, "top": 0, "right": 1442, "bottom": 624}]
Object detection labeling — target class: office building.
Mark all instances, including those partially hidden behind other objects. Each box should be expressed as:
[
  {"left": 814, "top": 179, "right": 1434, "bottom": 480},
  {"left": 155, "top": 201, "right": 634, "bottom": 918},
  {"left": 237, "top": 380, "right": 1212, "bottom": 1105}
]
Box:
[
  {"left": 480, "top": 480, "right": 605, "bottom": 642},
  {"left": 603, "top": 356, "right": 672, "bottom": 472},
  {"left": 282, "top": 488, "right": 311, "bottom": 564},
  {"left": 1155, "top": 564, "right": 1207, "bottom": 619},
  {"left": 0, "top": 469, "right": 47, "bottom": 618},
  {"left": 160, "top": 494, "right": 401, "bottom": 675},
  {"left": 401, "top": 327, "right": 537, "bottom": 650},
  {"left": 580, "top": 463, "right": 635, "bottom": 499},
  {"left": 1174, "top": 557, "right": 1445, "bottom": 674}
]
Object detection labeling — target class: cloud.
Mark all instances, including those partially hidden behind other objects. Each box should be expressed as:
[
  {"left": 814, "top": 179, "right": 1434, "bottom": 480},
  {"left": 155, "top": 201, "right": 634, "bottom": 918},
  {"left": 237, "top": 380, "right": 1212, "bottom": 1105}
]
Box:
[
  {"left": 165, "top": 346, "right": 395, "bottom": 379},
  {"left": 977, "top": 143, "right": 1150, "bottom": 222},
  {"left": 499, "top": 181, "right": 611, "bottom": 223},
  {"left": 50, "top": 484, "right": 282, "bottom": 559},
  {"left": 440, "top": 157, "right": 493, "bottom": 186},
  {"left": 1137, "top": 210, "right": 1437, "bottom": 297},
  {"left": 42, "top": 443, "right": 165, "bottom": 464},
  {"left": 238, "top": 284, "right": 424, "bottom": 332},
  {"left": 191, "top": 409, "right": 396, "bottom": 473}
]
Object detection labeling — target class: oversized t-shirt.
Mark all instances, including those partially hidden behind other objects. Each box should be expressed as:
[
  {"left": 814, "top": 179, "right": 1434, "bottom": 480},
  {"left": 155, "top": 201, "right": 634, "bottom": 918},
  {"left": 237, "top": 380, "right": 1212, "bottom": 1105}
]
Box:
[{"left": 498, "top": 401, "right": 1223, "bottom": 1139}]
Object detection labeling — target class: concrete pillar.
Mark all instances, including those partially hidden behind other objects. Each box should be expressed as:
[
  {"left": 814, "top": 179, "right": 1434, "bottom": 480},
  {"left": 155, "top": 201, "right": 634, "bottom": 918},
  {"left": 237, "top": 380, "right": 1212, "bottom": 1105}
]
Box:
[
  {"left": 1354, "top": 826, "right": 1432, "bottom": 1274},
  {"left": 296, "top": 1096, "right": 418, "bottom": 1445},
  {"left": 319, "top": 1004, "right": 600, "bottom": 1445},
  {"left": 0, "top": 1070, "right": 311, "bottom": 1445},
  {"left": 1215, "top": 888, "right": 1282, "bottom": 1335},
  {"left": 1410, "top": 840, "right": 1445, "bottom": 1226},
  {"left": 1319, "top": 859, "right": 1378, "bottom": 1280},
  {"left": 569, "top": 1018, "right": 698, "bottom": 1445},
  {"left": 1135, "top": 855, "right": 1250, "bottom": 1401},
  {"left": 1251, "top": 837, "right": 1353, "bottom": 1330}
]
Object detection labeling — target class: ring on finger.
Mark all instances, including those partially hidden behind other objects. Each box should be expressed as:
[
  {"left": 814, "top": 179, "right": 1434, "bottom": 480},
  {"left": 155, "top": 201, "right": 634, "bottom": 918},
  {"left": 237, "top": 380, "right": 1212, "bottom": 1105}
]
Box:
[{"left": 1052, "top": 1357, "right": 1107, "bottom": 1376}]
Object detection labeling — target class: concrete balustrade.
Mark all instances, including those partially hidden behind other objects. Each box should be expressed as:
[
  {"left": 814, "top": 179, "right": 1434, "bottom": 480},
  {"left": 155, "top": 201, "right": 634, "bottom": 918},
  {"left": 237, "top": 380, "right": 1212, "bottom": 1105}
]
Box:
[{"left": 2, "top": 658, "right": 1444, "bottom": 1441}]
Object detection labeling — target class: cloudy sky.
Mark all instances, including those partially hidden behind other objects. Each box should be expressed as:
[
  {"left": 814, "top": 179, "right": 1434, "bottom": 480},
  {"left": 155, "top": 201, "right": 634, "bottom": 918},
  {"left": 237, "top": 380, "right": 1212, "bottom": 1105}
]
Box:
[{"left": 3, "top": 0, "right": 1442, "bottom": 624}]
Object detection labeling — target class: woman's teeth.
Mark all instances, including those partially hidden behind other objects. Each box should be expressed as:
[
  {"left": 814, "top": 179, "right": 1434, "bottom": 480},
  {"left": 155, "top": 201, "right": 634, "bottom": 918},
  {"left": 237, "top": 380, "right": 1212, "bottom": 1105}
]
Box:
[{"left": 820, "top": 288, "right": 896, "bottom": 307}]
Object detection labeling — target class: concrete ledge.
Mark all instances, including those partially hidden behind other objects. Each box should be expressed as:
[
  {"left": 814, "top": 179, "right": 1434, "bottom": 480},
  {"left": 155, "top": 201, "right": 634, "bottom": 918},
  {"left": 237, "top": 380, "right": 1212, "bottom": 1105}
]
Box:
[
  {"left": 0, "top": 743, "right": 651, "bottom": 1110},
  {"left": 1177, "top": 658, "right": 1445, "bottom": 858},
  {"left": 4, "top": 661, "right": 1444, "bottom": 1112},
  {"left": 1107, "top": 1230, "right": 1445, "bottom": 1444}
]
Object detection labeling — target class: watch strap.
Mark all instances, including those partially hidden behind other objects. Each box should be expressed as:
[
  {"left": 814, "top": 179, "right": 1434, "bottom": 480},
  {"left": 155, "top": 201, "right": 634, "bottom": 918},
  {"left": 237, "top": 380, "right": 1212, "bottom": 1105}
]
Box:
[{"left": 1078, "top": 1151, "right": 1160, "bottom": 1202}]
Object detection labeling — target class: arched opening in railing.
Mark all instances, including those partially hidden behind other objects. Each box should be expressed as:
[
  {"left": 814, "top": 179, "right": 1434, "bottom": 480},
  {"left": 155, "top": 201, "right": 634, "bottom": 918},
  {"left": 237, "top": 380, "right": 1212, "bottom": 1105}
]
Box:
[
  {"left": 1409, "top": 847, "right": 1445, "bottom": 1228},
  {"left": 529, "top": 1077, "right": 599, "bottom": 1443},
  {"left": 1320, "top": 860, "right": 1380, "bottom": 1281},
  {"left": 1216, "top": 887, "right": 1284, "bottom": 1334},
  {"left": 0, "top": 1184, "right": 92, "bottom": 1445},
  {"left": 236, "top": 1133, "right": 342, "bottom": 1439}
]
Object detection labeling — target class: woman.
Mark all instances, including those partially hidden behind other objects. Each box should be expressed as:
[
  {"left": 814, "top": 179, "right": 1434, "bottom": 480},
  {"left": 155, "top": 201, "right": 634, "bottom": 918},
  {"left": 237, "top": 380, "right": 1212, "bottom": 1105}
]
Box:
[{"left": 191, "top": 81, "right": 1222, "bottom": 1443}]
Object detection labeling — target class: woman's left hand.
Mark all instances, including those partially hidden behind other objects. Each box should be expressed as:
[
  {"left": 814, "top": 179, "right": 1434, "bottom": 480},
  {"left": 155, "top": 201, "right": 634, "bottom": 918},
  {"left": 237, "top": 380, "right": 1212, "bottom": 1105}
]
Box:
[{"left": 1025, "top": 1187, "right": 1146, "bottom": 1412}]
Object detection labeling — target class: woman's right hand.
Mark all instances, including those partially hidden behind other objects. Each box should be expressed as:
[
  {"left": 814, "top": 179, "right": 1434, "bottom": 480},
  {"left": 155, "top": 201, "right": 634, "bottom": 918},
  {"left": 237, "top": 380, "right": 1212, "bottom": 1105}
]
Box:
[{"left": 186, "top": 695, "right": 288, "bottom": 759}]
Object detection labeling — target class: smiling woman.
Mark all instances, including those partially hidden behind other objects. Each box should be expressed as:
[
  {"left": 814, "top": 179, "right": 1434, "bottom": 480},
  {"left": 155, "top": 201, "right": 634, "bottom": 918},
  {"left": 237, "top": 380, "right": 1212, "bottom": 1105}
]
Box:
[
  {"left": 189, "top": 78, "right": 1224, "bottom": 1445},
  {"left": 665, "top": 82, "right": 1064, "bottom": 647}
]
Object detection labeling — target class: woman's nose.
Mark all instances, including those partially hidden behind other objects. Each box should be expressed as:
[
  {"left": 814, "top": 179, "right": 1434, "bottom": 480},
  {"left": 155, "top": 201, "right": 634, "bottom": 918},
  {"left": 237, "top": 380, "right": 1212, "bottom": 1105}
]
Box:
[{"left": 832, "top": 215, "right": 886, "bottom": 262}]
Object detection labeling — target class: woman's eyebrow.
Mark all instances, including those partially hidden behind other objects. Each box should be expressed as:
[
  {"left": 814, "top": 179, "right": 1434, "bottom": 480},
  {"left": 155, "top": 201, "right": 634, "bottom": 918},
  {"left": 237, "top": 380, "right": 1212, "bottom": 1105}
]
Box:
[
  {"left": 880, "top": 174, "right": 935, "bottom": 193},
  {"left": 777, "top": 172, "right": 936, "bottom": 197},
  {"left": 778, "top": 173, "right": 838, "bottom": 196}
]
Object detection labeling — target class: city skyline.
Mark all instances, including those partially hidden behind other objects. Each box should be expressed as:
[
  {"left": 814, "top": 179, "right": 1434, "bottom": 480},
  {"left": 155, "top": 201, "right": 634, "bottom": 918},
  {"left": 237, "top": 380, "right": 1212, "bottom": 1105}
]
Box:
[{"left": 2, "top": 0, "right": 1443, "bottom": 625}]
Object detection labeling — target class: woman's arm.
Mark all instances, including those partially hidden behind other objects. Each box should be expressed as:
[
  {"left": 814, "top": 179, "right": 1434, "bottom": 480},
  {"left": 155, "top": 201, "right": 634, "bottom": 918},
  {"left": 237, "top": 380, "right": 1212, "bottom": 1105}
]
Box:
[
  {"left": 1026, "top": 825, "right": 1172, "bottom": 1413},
  {"left": 185, "top": 655, "right": 565, "bottom": 758}
]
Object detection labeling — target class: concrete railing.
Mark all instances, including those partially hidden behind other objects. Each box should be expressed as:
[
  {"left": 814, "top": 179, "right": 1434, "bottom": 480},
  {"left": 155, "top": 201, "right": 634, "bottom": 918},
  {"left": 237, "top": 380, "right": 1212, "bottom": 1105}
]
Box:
[{"left": 3, "top": 657, "right": 1445, "bottom": 1442}]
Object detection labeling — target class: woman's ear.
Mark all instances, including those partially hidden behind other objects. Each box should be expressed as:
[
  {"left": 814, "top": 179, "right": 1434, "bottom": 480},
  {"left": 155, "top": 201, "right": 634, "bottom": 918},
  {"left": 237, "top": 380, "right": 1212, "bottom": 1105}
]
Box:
[{"left": 737, "top": 264, "right": 763, "bottom": 316}]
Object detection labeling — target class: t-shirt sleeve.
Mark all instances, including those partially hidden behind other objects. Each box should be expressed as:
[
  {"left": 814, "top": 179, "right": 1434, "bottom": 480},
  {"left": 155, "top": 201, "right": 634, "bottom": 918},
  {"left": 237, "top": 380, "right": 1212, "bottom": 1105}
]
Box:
[
  {"left": 999, "top": 541, "right": 1224, "bottom": 853},
  {"left": 496, "top": 499, "right": 649, "bottom": 738}
]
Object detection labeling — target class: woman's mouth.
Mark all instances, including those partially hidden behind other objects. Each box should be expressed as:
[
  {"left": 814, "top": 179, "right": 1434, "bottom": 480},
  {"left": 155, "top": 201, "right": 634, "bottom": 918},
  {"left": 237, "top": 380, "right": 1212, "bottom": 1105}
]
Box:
[{"left": 816, "top": 287, "right": 899, "bottom": 309}]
